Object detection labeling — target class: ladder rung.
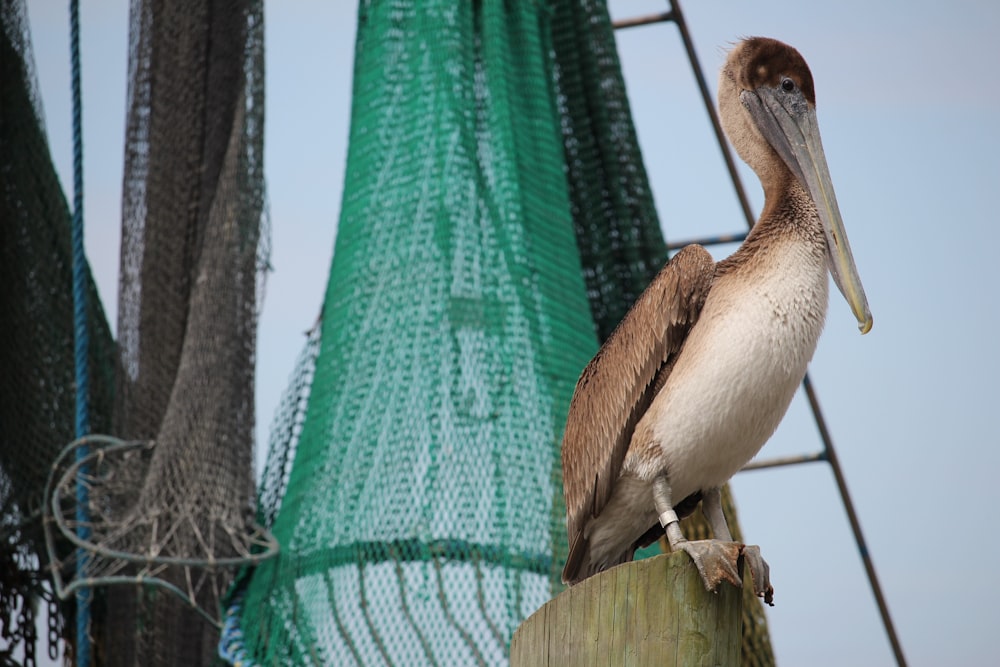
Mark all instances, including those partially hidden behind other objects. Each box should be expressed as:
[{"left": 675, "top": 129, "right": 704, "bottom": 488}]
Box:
[
  {"left": 741, "top": 451, "right": 826, "bottom": 472},
  {"left": 666, "top": 231, "right": 747, "bottom": 251},
  {"left": 612, "top": 12, "right": 675, "bottom": 31}
]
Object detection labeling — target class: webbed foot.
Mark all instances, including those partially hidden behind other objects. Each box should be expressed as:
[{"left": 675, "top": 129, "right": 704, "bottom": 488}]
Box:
[
  {"left": 676, "top": 540, "right": 774, "bottom": 606},
  {"left": 675, "top": 539, "right": 742, "bottom": 590}
]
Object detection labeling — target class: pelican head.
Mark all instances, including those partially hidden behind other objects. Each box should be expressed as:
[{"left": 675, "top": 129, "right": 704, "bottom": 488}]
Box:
[{"left": 719, "top": 37, "right": 873, "bottom": 334}]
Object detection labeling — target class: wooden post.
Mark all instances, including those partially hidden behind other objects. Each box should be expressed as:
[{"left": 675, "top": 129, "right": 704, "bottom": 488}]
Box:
[{"left": 510, "top": 551, "right": 744, "bottom": 666}]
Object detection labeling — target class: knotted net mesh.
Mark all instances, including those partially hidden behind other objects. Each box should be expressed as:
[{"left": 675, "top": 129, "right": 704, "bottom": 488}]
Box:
[
  {"left": 238, "top": 3, "right": 596, "bottom": 663},
  {"left": 31, "top": 0, "right": 270, "bottom": 665},
  {"left": 87, "top": 0, "right": 267, "bottom": 664}
]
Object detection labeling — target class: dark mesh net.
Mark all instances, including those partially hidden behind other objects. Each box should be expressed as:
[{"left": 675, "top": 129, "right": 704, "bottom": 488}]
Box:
[
  {"left": 98, "top": 0, "right": 266, "bottom": 663},
  {"left": 550, "top": 0, "right": 670, "bottom": 339},
  {"left": 1, "top": 1, "right": 115, "bottom": 664}
]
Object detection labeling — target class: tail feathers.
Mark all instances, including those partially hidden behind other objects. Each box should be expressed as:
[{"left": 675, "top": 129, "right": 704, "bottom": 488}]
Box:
[
  {"left": 562, "top": 531, "right": 634, "bottom": 586},
  {"left": 561, "top": 489, "right": 704, "bottom": 585}
]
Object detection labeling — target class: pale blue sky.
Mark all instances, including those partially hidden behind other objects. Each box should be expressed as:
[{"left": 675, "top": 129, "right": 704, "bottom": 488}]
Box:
[{"left": 25, "top": 1, "right": 1000, "bottom": 665}]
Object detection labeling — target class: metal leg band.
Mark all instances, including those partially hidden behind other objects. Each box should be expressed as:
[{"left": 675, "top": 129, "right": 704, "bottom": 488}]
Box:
[{"left": 658, "top": 509, "right": 679, "bottom": 527}]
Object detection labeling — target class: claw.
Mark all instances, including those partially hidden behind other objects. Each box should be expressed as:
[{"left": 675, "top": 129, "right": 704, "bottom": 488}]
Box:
[
  {"left": 742, "top": 544, "right": 775, "bottom": 606},
  {"left": 675, "top": 540, "right": 775, "bottom": 606}
]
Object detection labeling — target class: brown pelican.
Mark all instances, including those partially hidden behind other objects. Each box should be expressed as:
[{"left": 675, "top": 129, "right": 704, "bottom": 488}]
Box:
[{"left": 560, "top": 37, "right": 872, "bottom": 603}]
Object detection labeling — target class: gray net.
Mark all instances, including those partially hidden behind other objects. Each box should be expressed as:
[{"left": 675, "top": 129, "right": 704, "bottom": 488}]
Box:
[{"left": 40, "top": 0, "right": 271, "bottom": 665}]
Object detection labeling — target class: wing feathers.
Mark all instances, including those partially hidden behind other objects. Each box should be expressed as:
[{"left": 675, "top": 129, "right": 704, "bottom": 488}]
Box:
[{"left": 561, "top": 245, "right": 715, "bottom": 582}]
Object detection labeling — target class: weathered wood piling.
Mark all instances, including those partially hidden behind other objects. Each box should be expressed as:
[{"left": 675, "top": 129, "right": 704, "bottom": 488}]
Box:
[{"left": 511, "top": 551, "right": 744, "bottom": 666}]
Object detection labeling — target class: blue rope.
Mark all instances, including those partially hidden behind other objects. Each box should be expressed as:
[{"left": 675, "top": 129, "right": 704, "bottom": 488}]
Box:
[
  {"left": 218, "top": 590, "right": 259, "bottom": 667},
  {"left": 68, "top": 1, "right": 92, "bottom": 665}
]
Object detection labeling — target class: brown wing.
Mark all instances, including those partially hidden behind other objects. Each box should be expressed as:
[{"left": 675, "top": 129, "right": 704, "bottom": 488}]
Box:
[{"left": 561, "top": 245, "right": 715, "bottom": 576}]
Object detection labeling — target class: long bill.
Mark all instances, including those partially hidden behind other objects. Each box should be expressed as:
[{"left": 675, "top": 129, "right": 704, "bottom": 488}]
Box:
[{"left": 743, "top": 87, "right": 873, "bottom": 334}]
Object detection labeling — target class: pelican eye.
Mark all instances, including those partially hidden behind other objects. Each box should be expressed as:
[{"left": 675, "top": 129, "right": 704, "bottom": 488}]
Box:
[{"left": 781, "top": 77, "right": 795, "bottom": 92}]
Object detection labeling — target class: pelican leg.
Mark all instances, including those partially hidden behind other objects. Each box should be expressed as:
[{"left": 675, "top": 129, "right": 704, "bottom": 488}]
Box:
[
  {"left": 702, "top": 486, "right": 774, "bottom": 605},
  {"left": 652, "top": 477, "right": 742, "bottom": 592},
  {"left": 700, "top": 487, "right": 733, "bottom": 540}
]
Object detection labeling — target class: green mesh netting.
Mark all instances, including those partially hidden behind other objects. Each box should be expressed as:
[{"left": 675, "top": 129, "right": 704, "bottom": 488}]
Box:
[
  {"left": 239, "top": 2, "right": 596, "bottom": 663},
  {"left": 1, "top": 1, "right": 115, "bottom": 664},
  {"left": 235, "top": 1, "right": 771, "bottom": 665}
]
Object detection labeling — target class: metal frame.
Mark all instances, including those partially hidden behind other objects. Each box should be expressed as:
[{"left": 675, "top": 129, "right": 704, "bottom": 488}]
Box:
[
  {"left": 43, "top": 435, "right": 280, "bottom": 629},
  {"left": 612, "top": 3, "right": 907, "bottom": 665}
]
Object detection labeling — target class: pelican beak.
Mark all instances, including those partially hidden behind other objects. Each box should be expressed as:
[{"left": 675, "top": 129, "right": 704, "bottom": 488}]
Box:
[{"left": 742, "top": 86, "right": 873, "bottom": 334}]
